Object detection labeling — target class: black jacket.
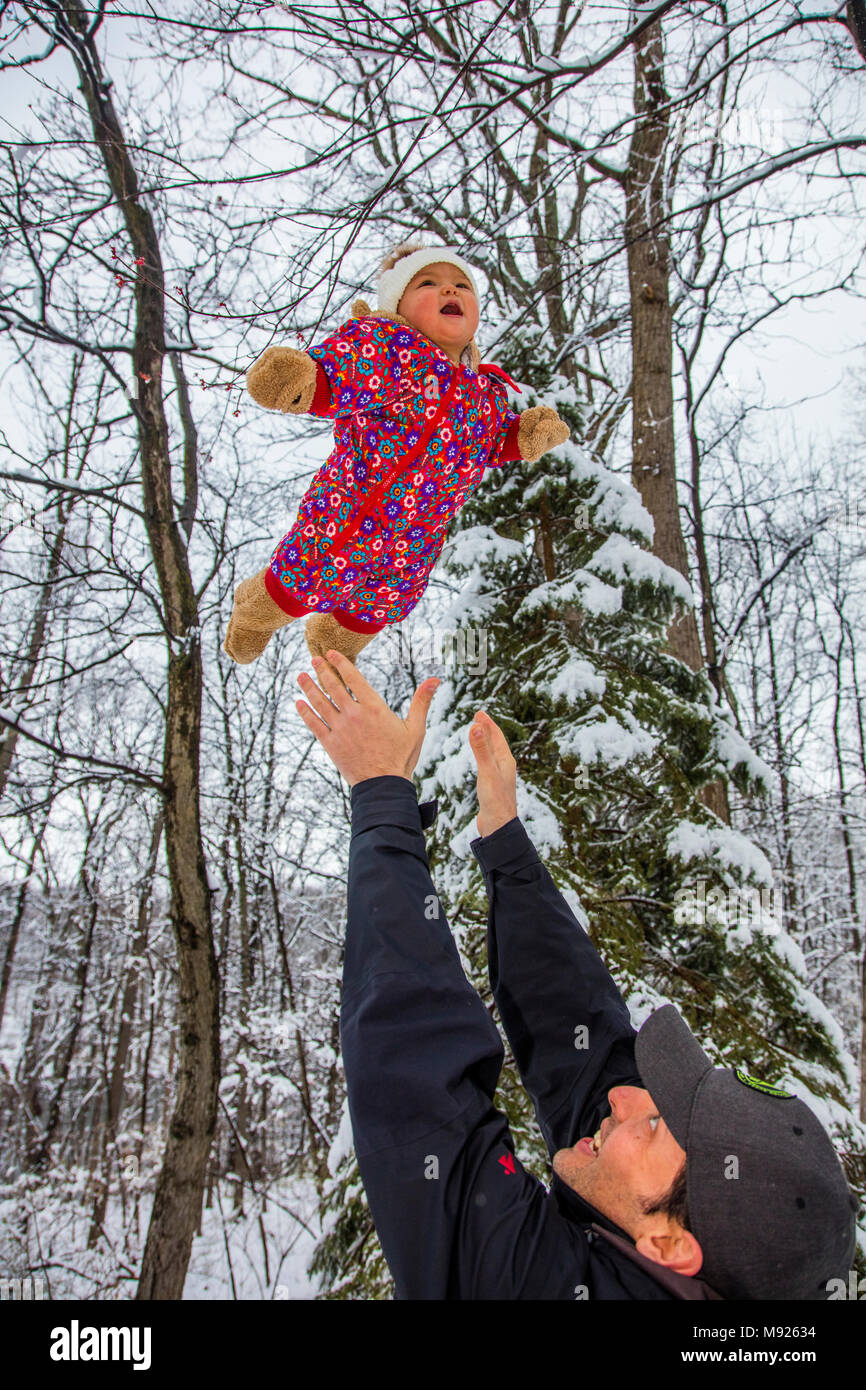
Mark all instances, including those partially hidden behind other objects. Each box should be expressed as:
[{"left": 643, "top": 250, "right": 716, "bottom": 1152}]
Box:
[{"left": 340, "top": 775, "right": 721, "bottom": 1300}]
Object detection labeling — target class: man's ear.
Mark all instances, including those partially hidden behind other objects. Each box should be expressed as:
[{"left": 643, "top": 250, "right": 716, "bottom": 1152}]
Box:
[{"left": 635, "top": 1225, "right": 704, "bottom": 1277}]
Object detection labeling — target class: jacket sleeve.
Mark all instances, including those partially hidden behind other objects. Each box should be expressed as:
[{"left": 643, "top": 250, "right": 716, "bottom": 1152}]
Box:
[
  {"left": 341, "top": 776, "right": 594, "bottom": 1299},
  {"left": 470, "top": 818, "right": 643, "bottom": 1156},
  {"left": 495, "top": 415, "right": 522, "bottom": 464},
  {"left": 306, "top": 317, "right": 424, "bottom": 419},
  {"left": 482, "top": 375, "right": 522, "bottom": 468}
]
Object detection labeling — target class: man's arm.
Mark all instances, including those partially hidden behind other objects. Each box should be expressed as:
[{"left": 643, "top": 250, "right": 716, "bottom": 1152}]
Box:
[
  {"left": 470, "top": 818, "right": 643, "bottom": 1156},
  {"left": 341, "top": 777, "right": 594, "bottom": 1299}
]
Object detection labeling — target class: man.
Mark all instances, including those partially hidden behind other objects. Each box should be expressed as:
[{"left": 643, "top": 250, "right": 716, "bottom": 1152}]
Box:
[{"left": 295, "top": 649, "right": 858, "bottom": 1300}]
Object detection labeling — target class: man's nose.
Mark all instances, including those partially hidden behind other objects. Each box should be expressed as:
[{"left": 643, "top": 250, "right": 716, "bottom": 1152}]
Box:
[{"left": 607, "top": 1084, "right": 650, "bottom": 1119}]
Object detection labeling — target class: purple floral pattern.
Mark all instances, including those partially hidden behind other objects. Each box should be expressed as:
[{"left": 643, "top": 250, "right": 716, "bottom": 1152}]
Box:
[{"left": 269, "top": 316, "right": 518, "bottom": 625}]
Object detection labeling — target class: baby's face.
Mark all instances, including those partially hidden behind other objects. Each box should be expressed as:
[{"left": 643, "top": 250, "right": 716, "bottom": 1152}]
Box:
[{"left": 396, "top": 262, "right": 480, "bottom": 365}]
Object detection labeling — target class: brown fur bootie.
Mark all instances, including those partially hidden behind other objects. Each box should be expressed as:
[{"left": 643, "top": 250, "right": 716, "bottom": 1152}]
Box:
[
  {"left": 224, "top": 568, "right": 297, "bottom": 664},
  {"left": 304, "top": 612, "right": 379, "bottom": 690}
]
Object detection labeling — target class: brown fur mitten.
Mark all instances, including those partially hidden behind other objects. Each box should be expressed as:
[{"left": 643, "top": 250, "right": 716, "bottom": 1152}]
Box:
[
  {"left": 224, "top": 568, "right": 296, "bottom": 664},
  {"left": 246, "top": 347, "right": 318, "bottom": 413},
  {"left": 516, "top": 405, "right": 570, "bottom": 461},
  {"left": 305, "top": 613, "right": 379, "bottom": 692}
]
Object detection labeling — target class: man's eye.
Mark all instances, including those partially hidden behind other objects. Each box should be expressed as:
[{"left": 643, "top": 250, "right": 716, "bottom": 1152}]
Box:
[{"left": 649, "top": 1114, "right": 660, "bottom": 1131}]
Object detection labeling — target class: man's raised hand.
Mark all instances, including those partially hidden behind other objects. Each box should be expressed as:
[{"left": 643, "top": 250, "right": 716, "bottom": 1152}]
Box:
[
  {"left": 469, "top": 710, "right": 518, "bottom": 839},
  {"left": 294, "top": 649, "right": 439, "bottom": 787}
]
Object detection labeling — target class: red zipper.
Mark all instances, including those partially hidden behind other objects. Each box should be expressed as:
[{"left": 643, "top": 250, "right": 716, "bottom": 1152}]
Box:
[{"left": 324, "top": 368, "right": 461, "bottom": 556}]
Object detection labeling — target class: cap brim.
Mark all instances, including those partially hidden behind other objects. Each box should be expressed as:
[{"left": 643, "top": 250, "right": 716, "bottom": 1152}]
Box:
[{"left": 634, "top": 1005, "right": 714, "bottom": 1149}]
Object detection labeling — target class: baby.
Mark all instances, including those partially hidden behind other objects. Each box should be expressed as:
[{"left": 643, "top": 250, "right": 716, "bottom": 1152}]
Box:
[{"left": 224, "top": 241, "right": 569, "bottom": 677}]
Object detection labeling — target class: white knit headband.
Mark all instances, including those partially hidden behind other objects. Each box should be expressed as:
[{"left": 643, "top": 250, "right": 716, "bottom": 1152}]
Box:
[{"left": 377, "top": 247, "right": 481, "bottom": 316}]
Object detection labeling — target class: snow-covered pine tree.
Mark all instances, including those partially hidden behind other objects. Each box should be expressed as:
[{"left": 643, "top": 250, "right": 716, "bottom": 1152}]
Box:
[{"left": 310, "top": 338, "right": 865, "bottom": 1299}]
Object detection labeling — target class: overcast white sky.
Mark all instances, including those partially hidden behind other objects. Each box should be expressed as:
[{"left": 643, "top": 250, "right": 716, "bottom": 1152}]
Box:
[{"left": 2, "top": 8, "right": 862, "bottom": 447}]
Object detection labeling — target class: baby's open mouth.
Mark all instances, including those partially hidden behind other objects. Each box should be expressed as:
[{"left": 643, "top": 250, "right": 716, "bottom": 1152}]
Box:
[{"left": 440, "top": 302, "right": 463, "bottom": 316}]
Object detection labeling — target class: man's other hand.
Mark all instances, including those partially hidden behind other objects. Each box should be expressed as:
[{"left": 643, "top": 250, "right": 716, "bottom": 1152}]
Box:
[
  {"left": 470, "top": 710, "right": 518, "bottom": 838},
  {"left": 294, "top": 649, "right": 440, "bottom": 787}
]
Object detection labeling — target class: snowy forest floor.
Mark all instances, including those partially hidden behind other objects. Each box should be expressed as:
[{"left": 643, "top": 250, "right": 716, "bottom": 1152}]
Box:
[{"left": 0, "top": 1171, "right": 323, "bottom": 1300}]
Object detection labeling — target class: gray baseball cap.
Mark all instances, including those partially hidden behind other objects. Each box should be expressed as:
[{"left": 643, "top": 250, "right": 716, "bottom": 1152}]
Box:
[{"left": 634, "top": 1005, "right": 859, "bottom": 1300}]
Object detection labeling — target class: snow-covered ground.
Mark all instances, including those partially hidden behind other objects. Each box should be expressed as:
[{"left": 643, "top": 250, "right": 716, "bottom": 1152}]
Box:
[
  {"left": 183, "top": 1173, "right": 323, "bottom": 1301},
  {"left": 0, "top": 1171, "right": 323, "bottom": 1301}
]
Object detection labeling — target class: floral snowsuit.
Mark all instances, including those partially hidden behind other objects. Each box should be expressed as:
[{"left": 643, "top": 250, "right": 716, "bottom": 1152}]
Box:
[{"left": 264, "top": 315, "right": 521, "bottom": 632}]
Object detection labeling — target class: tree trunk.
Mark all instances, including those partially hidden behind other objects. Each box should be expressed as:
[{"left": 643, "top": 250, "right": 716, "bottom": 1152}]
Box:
[
  {"left": 52, "top": 1, "right": 220, "bottom": 1300},
  {"left": 842, "top": 615, "right": 866, "bottom": 1122},
  {"left": 88, "top": 811, "right": 164, "bottom": 1247},
  {"left": 829, "top": 614, "right": 865, "bottom": 1120},
  {"left": 759, "top": 595, "right": 798, "bottom": 936},
  {"left": 625, "top": 15, "right": 729, "bottom": 823},
  {"left": 0, "top": 805, "right": 50, "bottom": 1028},
  {"left": 29, "top": 874, "right": 98, "bottom": 1171},
  {"left": 271, "top": 879, "right": 329, "bottom": 1190}
]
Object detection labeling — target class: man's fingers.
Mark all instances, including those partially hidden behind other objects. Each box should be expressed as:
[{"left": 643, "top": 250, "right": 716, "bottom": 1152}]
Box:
[
  {"left": 294, "top": 694, "right": 333, "bottom": 740},
  {"left": 474, "top": 710, "right": 513, "bottom": 763},
  {"left": 309, "top": 653, "right": 347, "bottom": 710},
  {"left": 296, "top": 670, "right": 337, "bottom": 729},
  {"left": 406, "top": 678, "right": 440, "bottom": 729},
  {"left": 470, "top": 717, "right": 489, "bottom": 755},
  {"left": 322, "top": 647, "right": 379, "bottom": 705}
]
